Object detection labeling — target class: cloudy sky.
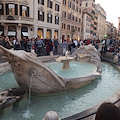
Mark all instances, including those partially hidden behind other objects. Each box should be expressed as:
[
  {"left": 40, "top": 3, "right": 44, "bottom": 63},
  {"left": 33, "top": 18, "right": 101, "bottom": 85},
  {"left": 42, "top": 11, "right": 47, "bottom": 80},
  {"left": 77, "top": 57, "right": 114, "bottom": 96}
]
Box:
[{"left": 95, "top": 0, "right": 120, "bottom": 28}]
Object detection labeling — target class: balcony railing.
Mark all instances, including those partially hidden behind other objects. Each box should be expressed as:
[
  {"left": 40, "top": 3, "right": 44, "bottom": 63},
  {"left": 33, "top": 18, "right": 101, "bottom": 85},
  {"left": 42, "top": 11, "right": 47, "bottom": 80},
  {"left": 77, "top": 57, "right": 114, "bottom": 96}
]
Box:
[{"left": 0, "top": 15, "right": 34, "bottom": 23}]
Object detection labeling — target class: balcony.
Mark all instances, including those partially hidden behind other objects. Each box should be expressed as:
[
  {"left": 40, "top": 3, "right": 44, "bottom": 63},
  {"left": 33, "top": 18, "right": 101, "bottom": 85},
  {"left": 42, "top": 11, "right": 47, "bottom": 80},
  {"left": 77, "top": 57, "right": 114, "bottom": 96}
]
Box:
[{"left": 0, "top": 15, "right": 34, "bottom": 24}]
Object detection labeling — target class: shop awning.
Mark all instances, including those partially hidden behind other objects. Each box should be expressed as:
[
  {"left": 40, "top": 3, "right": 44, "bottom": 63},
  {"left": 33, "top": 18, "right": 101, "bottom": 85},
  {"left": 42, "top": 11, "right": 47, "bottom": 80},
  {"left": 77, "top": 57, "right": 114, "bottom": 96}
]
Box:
[
  {"left": 22, "top": 32, "right": 29, "bottom": 36},
  {"left": 0, "top": 31, "right": 3, "bottom": 35},
  {"left": 8, "top": 31, "right": 16, "bottom": 36}
]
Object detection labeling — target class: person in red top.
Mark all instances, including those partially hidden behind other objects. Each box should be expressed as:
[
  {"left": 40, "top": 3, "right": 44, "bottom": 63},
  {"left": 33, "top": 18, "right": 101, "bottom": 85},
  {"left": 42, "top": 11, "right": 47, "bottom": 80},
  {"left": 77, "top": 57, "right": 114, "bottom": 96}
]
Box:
[{"left": 46, "top": 40, "right": 53, "bottom": 55}]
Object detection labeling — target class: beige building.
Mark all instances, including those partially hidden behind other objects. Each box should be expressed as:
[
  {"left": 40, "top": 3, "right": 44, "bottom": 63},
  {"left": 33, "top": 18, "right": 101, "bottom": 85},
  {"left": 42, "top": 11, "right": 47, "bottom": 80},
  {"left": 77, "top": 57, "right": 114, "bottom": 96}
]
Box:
[
  {"left": 95, "top": 4, "right": 106, "bottom": 40},
  {"left": 106, "top": 21, "right": 117, "bottom": 39},
  {"left": 61, "top": 0, "right": 82, "bottom": 42},
  {"left": 82, "top": 0, "right": 97, "bottom": 40},
  {"left": 118, "top": 17, "right": 120, "bottom": 39},
  {"left": 0, "top": 0, "right": 61, "bottom": 41}
]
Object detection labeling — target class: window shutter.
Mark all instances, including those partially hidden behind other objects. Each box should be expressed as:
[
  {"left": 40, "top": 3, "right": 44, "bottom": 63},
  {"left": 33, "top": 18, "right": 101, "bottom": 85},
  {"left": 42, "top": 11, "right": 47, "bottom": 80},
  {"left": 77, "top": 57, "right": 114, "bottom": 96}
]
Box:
[
  {"left": 27, "top": 7, "right": 29, "bottom": 17},
  {"left": 50, "top": 1, "right": 52, "bottom": 9},
  {"left": 43, "top": 12, "right": 44, "bottom": 21},
  {"left": 42, "top": 0, "right": 44, "bottom": 5},
  {"left": 51, "top": 15, "right": 52, "bottom": 23},
  {"left": 2, "top": 4, "right": 4, "bottom": 15},
  {"left": 38, "top": 10, "right": 39, "bottom": 20},
  {"left": 47, "top": 13, "right": 49, "bottom": 22},
  {"left": 58, "top": 17, "right": 59, "bottom": 24},
  {"left": 15, "top": 4, "right": 18, "bottom": 15},
  {"left": 55, "top": 16, "right": 56, "bottom": 24},
  {"left": 6, "top": 4, "right": 9, "bottom": 15},
  {"left": 58, "top": 5, "right": 59, "bottom": 11},
  {"left": 20, "top": 5, "right": 22, "bottom": 16}
]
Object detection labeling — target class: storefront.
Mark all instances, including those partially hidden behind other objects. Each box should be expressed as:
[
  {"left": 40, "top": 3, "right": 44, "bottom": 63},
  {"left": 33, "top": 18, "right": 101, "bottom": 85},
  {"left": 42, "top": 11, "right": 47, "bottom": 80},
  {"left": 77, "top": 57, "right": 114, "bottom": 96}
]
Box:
[
  {"left": 37, "top": 28, "right": 43, "bottom": 39},
  {"left": 54, "top": 30, "right": 58, "bottom": 39},
  {"left": 21, "top": 26, "right": 29, "bottom": 39},
  {"left": 47, "top": 29, "right": 51, "bottom": 39},
  {"left": 8, "top": 25, "right": 16, "bottom": 38},
  {"left": 0, "top": 25, "right": 4, "bottom": 37}
]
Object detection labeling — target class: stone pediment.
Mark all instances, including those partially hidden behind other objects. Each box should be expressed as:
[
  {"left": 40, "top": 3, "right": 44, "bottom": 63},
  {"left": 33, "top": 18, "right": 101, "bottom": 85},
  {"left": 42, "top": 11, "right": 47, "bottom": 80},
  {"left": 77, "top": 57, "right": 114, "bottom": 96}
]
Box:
[
  {"left": 38, "top": 6, "right": 44, "bottom": 11},
  {"left": 55, "top": 13, "right": 59, "bottom": 17},
  {"left": 19, "top": 0, "right": 29, "bottom": 5},
  {"left": 47, "top": 10, "right": 52, "bottom": 14}
]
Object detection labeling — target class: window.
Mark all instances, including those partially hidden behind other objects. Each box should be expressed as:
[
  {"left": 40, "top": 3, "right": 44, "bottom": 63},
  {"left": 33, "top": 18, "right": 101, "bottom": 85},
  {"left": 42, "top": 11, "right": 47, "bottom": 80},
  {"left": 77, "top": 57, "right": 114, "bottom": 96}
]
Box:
[
  {"left": 76, "top": 0, "right": 78, "bottom": 4},
  {"left": 38, "top": 10, "right": 44, "bottom": 21},
  {"left": 9, "top": 4, "right": 15, "bottom": 15},
  {"left": 0, "top": 4, "right": 4, "bottom": 15},
  {"left": 76, "top": 17, "right": 78, "bottom": 22},
  {"left": 47, "top": 13, "right": 52, "bottom": 23},
  {"left": 55, "top": 4, "right": 59, "bottom": 11},
  {"left": 55, "top": 16, "right": 59, "bottom": 24},
  {"left": 47, "top": 0, "right": 52, "bottom": 9},
  {"left": 79, "top": 18, "right": 81, "bottom": 23},
  {"left": 75, "top": 27, "right": 77, "bottom": 31},
  {"left": 6, "top": 4, "right": 18, "bottom": 15},
  {"left": 62, "top": 23, "right": 66, "bottom": 29},
  {"left": 76, "top": 6, "right": 78, "bottom": 12},
  {"left": 68, "top": 13, "right": 71, "bottom": 20},
  {"left": 72, "top": 4, "right": 75, "bottom": 10},
  {"left": 38, "top": 0, "right": 44, "bottom": 5},
  {"left": 72, "top": 15, "right": 74, "bottom": 21},
  {"left": 63, "top": 0, "right": 66, "bottom": 5},
  {"left": 78, "top": 27, "right": 80, "bottom": 32},
  {"left": 86, "top": 3, "right": 88, "bottom": 7},
  {"left": 68, "top": 1, "right": 71, "bottom": 8},
  {"left": 20, "top": 5, "right": 29, "bottom": 17},
  {"left": 67, "top": 25, "right": 70, "bottom": 30},
  {"left": 79, "top": 8, "right": 81, "bottom": 13},
  {"left": 62, "top": 11, "right": 66, "bottom": 18}
]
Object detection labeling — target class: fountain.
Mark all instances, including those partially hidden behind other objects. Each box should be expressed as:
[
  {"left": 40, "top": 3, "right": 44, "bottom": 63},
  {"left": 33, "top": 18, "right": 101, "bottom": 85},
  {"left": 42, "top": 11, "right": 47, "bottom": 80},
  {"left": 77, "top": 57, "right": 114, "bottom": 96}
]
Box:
[
  {"left": 0, "top": 45, "right": 120, "bottom": 120},
  {"left": 0, "top": 63, "right": 120, "bottom": 120},
  {"left": 0, "top": 45, "right": 102, "bottom": 94}
]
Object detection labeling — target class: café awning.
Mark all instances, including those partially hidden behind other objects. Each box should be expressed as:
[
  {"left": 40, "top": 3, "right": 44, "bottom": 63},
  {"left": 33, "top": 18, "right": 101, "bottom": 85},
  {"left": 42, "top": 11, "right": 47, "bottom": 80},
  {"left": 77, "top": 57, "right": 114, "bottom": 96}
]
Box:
[
  {"left": 22, "top": 32, "right": 29, "bottom": 36},
  {"left": 8, "top": 31, "right": 16, "bottom": 36},
  {"left": 0, "top": 31, "right": 3, "bottom": 35}
]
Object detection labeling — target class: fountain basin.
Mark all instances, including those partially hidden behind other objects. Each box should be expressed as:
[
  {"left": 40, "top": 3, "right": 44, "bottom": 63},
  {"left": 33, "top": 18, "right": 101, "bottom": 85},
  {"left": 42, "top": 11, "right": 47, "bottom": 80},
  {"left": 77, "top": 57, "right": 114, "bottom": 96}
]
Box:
[
  {"left": 55, "top": 56, "right": 75, "bottom": 69},
  {"left": 0, "top": 45, "right": 102, "bottom": 94},
  {"left": 0, "top": 62, "right": 120, "bottom": 120}
]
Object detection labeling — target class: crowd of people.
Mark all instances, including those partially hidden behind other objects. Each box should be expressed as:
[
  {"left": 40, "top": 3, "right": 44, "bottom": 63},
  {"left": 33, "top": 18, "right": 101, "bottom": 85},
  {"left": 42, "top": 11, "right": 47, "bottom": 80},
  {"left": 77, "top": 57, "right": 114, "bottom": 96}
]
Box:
[{"left": 0, "top": 36, "right": 120, "bottom": 61}]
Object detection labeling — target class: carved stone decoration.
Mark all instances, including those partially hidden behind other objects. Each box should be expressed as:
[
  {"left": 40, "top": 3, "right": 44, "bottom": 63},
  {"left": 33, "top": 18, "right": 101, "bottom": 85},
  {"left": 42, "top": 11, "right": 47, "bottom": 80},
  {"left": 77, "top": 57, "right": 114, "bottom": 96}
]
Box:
[{"left": 0, "top": 45, "right": 102, "bottom": 94}]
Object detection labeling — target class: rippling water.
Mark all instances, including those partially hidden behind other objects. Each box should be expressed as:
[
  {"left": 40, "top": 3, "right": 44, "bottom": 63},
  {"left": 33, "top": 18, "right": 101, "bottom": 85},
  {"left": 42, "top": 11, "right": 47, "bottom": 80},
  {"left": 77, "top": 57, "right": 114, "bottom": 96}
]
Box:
[
  {"left": 46, "top": 61, "right": 97, "bottom": 78},
  {"left": 0, "top": 62, "right": 120, "bottom": 120}
]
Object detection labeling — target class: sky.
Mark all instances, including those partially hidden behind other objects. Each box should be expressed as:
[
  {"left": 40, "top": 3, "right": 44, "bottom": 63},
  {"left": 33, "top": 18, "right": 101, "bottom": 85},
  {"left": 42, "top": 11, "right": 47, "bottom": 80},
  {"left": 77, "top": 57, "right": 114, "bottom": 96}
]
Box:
[{"left": 95, "top": 0, "right": 120, "bottom": 28}]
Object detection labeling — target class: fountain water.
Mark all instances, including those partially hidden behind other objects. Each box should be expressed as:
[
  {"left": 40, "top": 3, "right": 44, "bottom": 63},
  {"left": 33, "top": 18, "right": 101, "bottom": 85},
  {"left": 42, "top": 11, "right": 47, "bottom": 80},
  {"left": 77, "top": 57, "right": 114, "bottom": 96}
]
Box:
[
  {"left": 0, "top": 63, "right": 120, "bottom": 120},
  {"left": 22, "top": 71, "right": 34, "bottom": 119}
]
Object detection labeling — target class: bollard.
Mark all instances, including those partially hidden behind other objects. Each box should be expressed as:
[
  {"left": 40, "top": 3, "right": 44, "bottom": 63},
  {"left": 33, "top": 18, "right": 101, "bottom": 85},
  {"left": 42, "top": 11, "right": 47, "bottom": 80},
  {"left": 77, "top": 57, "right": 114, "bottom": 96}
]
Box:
[{"left": 42, "top": 111, "right": 61, "bottom": 120}]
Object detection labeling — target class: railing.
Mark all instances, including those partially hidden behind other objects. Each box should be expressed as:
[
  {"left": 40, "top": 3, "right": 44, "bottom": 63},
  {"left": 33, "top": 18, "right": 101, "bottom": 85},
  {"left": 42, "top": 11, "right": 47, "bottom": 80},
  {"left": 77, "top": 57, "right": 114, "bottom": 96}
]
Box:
[{"left": 0, "top": 15, "right": 34, "bottom": 23}]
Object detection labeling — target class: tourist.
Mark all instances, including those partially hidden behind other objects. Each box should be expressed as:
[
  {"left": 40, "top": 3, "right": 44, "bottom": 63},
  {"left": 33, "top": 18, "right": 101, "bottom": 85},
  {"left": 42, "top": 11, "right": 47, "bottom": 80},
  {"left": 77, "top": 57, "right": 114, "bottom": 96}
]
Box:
[
  {"left": 14, "top": 38, "right": 20, "bottom": 50},
  {"left": 95, "top": 102, "right": 120, "bottom": 120},
  {"left": 62, "top": 40, "right": 67, "bottom": 56},
  {"left": 36, "top": 37, "right": 43, "bottom": 56},
  {"left": 54, "top": 38, "right": 59, "bottom": 53},
  {"left": 46, "top": 40, "right": 53, "bottom": 55}
]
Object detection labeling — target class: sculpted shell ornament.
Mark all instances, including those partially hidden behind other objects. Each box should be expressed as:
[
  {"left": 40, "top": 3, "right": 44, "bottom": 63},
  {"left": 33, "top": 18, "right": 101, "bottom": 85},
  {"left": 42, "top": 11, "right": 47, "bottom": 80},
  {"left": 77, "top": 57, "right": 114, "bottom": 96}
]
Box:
[{"left": 0, "top": 45, "right": 102, "bottom": 94}]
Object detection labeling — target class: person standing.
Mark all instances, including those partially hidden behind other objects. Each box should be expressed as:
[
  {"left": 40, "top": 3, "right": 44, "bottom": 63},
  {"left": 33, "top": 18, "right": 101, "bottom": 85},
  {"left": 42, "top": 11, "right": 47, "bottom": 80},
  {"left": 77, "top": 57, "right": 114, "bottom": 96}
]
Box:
[
  {"left": 37, "top": 37, "right": 43, "bottom": 56},
  {"left": 62, "top": 40, "right": 67, "bottom": 56}
]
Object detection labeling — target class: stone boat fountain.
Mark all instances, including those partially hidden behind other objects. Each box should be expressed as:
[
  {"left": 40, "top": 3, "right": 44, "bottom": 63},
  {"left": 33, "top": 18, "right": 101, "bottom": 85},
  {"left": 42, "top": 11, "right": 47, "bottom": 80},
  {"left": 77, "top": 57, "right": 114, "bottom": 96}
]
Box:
[{"left": 0, "top": 45, "right": 102, "bottom": 95}]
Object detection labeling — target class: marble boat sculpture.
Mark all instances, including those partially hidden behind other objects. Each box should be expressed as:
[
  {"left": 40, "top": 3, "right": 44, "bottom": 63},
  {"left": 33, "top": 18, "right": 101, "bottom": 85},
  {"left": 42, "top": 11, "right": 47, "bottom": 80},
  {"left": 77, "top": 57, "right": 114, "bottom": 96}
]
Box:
[{"left": 0, "top": 45, "right": 102, "bottom": 94}]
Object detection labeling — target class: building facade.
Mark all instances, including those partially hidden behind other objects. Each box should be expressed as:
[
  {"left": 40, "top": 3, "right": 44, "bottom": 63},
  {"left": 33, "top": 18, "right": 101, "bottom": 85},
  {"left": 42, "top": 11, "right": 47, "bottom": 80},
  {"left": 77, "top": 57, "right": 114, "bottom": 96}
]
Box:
[
  {"left": 118, "top": 17, "right": 120, "bottom": 39},
  {"left": 0, "top": 0, "right": 61, "bottom": 41},
  {"left": 95, "top": 4, "right": 106, "bottom": 40},
  {"left": 61, "top": 0, "right": 82, "bottom": 42},
  {"left": 106, "top": 21, "right": 117, "bottom": 39},
  {"left": 82, "top": 0, "right": 97, "bottom": 40}
]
